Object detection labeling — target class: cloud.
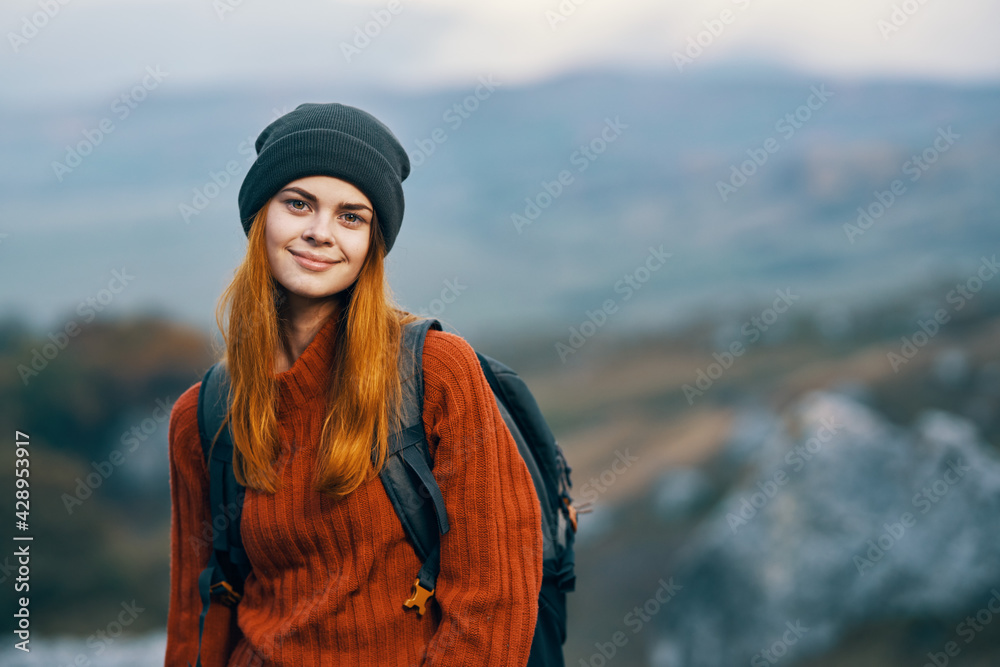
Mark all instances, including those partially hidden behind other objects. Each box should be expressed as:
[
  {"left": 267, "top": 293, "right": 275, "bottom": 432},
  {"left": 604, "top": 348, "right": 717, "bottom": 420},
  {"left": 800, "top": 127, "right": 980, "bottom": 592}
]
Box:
[{"left": 1, "top": 0, "right": 998, "bottom": 106}]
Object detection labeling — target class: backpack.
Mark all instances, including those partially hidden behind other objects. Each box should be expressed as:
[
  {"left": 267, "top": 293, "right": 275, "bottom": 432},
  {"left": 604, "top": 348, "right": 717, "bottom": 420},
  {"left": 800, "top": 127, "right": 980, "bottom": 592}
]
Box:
[{"left": 192, "top": 317, "right": 577, "bottom": 666}]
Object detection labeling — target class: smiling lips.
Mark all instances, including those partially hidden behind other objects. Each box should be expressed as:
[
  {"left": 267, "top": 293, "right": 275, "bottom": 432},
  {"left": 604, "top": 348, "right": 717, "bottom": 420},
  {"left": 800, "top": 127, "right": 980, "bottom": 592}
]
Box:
[{"left": 289, "top": 249, "right": 340, "bottom": 271}]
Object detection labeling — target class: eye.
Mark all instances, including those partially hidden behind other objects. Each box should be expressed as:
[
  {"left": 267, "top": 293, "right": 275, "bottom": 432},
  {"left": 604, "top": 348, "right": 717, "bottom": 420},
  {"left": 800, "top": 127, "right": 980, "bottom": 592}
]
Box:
[
  {"left": 285, "top": 199, "right": 309, "bottom": 212},
  {"left": 342, "top": 212, "right": 367, "bottom": 226}
]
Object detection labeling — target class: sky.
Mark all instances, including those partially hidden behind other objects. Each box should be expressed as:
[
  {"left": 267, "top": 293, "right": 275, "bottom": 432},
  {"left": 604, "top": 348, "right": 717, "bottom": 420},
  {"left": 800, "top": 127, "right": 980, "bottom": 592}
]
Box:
[
  {"left": 1, "top": 0, "right": 998, "bottom": 337},
  {"left": 2, "top": 0, "right": 999, "bottom": 107}
]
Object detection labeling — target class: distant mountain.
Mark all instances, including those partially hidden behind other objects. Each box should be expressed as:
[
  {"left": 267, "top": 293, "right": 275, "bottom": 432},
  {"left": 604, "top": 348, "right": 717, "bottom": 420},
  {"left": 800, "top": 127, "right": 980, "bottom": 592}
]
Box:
[{"left": 2, "top": 69, "right": 998, "bottom": 341}]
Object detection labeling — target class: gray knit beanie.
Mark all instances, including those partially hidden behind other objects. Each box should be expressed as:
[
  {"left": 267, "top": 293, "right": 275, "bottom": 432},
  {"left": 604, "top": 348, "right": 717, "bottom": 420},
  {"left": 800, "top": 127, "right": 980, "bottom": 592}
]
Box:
[{"left": 237, "top": 102, "right": 410, "bottom": 254}]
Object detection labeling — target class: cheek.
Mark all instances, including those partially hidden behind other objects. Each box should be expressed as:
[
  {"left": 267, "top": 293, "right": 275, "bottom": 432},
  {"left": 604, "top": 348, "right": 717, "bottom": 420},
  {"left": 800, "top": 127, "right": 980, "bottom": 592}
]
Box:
[
  {"left": 263, "top": 228, "right": 283, "bottom": 266},
  {"left": 342, "top": 229, "right": 371, "bottom": 261},
  {"left": 264, "top": 212, "right": 296, "bottom": 255}
]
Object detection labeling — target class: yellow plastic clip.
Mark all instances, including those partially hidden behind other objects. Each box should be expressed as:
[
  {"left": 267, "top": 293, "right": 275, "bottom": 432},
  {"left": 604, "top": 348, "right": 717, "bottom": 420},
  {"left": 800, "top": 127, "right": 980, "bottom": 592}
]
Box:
[
  {"left": 403, "top": 579, "right": 435, "bottom": 616},
  {"left": 210, "top": 580, "right": 242, "bottom": 607},
  {"left": 564, "top": 497, "right": 579, "bottom": 533}
]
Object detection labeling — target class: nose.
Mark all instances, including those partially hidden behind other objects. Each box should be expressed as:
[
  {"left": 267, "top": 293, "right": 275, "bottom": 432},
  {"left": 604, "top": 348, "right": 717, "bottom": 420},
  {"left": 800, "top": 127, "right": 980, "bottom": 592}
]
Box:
[{"left": 303, "top": 212, "right": 337, "bottom": 246}]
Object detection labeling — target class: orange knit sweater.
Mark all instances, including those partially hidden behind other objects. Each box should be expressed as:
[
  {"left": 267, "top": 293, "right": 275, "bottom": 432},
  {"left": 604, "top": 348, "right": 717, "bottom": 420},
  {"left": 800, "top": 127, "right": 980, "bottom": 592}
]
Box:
[{"left": 164, "top": 315, "right": 544, "bottom": 666}]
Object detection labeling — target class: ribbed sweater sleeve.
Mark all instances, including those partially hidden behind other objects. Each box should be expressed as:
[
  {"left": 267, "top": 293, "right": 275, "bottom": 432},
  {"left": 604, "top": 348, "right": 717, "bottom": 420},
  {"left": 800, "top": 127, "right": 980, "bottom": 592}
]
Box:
[
  {"left": 420, "top": 329, "right": 544, "bottom": 666},
  {"left": 165, "top": 382, "right": 239, "bottom": 667}
]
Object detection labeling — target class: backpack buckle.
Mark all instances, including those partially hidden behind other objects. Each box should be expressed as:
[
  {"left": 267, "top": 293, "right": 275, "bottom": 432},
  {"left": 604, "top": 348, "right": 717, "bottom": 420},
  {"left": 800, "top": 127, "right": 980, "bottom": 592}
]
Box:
[
  {"left": 565, "top": 499, "right": 578, "bottom": 533},
  {"left": 564, "top": 496, "right": 592, "bottom": 533},
  {"left": 210, "top": 580, "right": 242, "bottom": 607},
  {"left": 403, "top": 578, "right": 435, "bottom": 616}
]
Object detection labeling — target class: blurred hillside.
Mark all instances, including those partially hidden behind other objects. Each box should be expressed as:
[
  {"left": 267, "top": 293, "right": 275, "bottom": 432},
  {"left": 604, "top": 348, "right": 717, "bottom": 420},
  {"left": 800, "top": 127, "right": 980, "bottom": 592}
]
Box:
[
  {"left": 1, "top": 71, "right": 998, "bottom": 340},
  {"left": 3, "top": 274, "right": 1000, "bottom": 664},
  {"left": 0, "top": 317, "right": 214, "bottom": 633}
]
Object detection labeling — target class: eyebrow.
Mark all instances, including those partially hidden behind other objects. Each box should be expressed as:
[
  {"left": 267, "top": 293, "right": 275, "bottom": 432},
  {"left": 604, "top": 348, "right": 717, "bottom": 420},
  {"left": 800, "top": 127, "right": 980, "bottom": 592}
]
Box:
[{"left": 278, "top": 187, "right": 373, "bottom": 213}]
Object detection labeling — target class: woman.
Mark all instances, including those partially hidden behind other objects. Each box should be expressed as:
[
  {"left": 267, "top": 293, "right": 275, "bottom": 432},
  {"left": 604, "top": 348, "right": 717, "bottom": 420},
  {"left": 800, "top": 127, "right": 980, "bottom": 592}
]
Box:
[{"left": 165, "top": 103, "right": 544, "bottom": 666}]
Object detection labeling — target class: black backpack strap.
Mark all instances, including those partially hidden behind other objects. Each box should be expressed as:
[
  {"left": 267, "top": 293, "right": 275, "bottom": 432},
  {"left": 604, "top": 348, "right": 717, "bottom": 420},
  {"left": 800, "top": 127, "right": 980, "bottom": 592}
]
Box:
[
  {"left": 379, "top": 317, "right": 450, "bottom": 615},
  {"left": 476, "top": 353, "right": 557, "bottom": 559},
  {"left": 194, "top": 362, "right": 249, "bottom": 667},
  {"left": 476, "top": 355, "right": 562, "bottom": 503},
  {"left": 194, "top": 320, "right": 453, "bottom": 631},
  {"left": 199, "top": 362, "right": 251, "bottom": 569},
  {"left": 476, "top": 353, "right": 577, "bottom": 594}
]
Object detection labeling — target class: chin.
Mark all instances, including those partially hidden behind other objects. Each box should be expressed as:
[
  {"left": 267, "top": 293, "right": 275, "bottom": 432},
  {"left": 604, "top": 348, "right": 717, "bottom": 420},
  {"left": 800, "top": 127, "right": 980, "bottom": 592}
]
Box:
[{"left": 289, "top": 284, "right": 349, "bottom": 300}]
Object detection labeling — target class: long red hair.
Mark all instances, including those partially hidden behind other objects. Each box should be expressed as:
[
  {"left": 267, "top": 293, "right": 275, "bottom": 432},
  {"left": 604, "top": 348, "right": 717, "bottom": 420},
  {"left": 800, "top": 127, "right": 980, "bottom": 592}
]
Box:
[{"left": 211, "top": 199, "right": 419, "bottom": 497}]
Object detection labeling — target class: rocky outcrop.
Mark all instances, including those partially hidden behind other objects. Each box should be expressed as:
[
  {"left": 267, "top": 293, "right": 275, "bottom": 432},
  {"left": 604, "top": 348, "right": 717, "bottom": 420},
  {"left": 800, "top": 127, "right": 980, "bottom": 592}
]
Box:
[{"left": 652, "top": 391, "right": 1000, "bottom": 666}]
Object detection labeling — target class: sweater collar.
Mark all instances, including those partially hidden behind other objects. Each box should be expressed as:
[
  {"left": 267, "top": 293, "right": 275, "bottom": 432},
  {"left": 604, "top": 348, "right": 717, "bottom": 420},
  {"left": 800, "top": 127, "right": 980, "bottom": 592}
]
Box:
[{"left": 275, "top": 313, "right": 339, "bottom": 406}]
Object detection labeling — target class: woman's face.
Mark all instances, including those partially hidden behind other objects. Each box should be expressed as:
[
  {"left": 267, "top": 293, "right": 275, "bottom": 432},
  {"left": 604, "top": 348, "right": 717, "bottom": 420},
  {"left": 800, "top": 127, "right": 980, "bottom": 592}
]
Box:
[{"left": 264, "top": 175, "right": 373, "bottom": 305}]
